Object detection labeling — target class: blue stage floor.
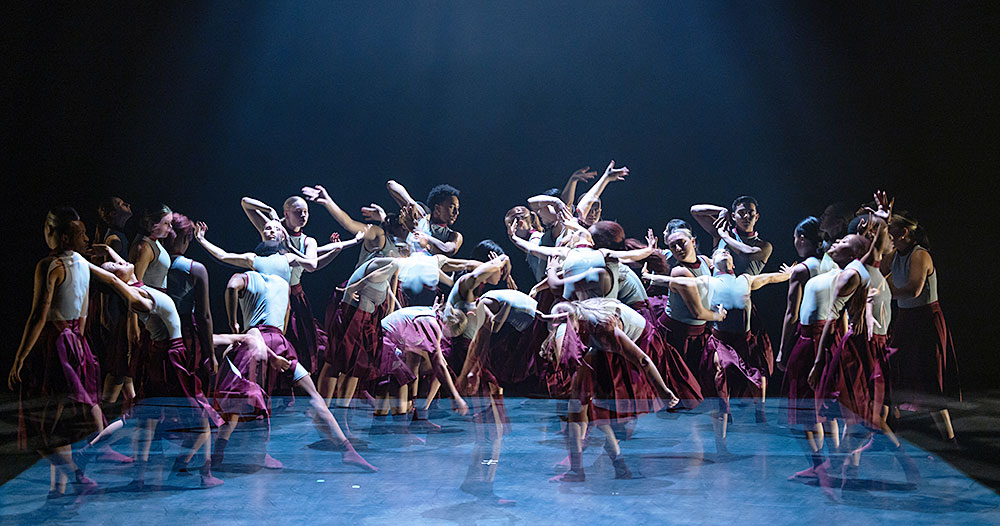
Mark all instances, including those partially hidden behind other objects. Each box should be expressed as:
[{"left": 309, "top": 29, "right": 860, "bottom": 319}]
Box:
[{"left": 1, "top": 397, "right": 998, "bottom": 525}]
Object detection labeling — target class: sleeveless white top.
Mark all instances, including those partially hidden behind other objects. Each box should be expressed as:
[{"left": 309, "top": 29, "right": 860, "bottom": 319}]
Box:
[
  {"left": 710, "top": 273, "right": 752, "bottom": 333},
  {"left": 799, "top": 267, "right": 841, "bottom": 325},
  {"left": 141, "top": 237, "right": 170, "bottom": 289},
  {"left": 866, "top": 263, "right": 891, "bottom": 336},
  {"left": 48, "top": 251, "right": 90, "bottom": 321},
  {"left": 136, "top": 284, "right": 182, "bottom": 341}
]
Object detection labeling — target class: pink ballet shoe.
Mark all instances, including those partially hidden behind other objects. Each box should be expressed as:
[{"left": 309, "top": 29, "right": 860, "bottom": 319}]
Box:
[
  {"left": 263, "top": 454, "right": 284, "bottom": 470},
  {"left": 98, "top": 446, "right": 134, "bottom": 464}
]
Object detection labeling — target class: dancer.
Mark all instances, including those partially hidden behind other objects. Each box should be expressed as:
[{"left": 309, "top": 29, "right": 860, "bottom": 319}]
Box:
[
  {"left": 706, "top": 248, "right": 790, "bottom": 420},
  {"left": 690, "top": 196, "right": 773, "bottom": 275},
  {"left": 884, "top": 208, "right": 961, "bottom": 444},
  {"left": 241, "top": 195, "right": 327, "bottom": 374},
  {"left": 9, "top": 208, "right": 102, "bottom": 499},
  {"left": 386, "top": 180, "right": 463, "bottom": 256},
  {"left": 94, "top": 246, "right": 225, "bottom": 488},
  {"left": 301, "top": 184, "right": 406, "bottom": 269},
  {"left": 576, "top": 160, "right": 629, "bottom": 227},
  {"left": 540, "top": 298, "right": 679, "bottom": 482},
  {"left": 129, "top": 205, "right": 173, "bottom": 289},
  {"left": 162, "top": 213, "right": 216, "bottom": 385},
  {"left": 194, "top": 222, "right": 376, "bottom": 471}
]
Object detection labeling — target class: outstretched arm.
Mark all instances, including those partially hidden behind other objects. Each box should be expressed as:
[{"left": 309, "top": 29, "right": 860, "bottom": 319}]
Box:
[
  {"left": 413, "top": 229, "right": 463, "bottom": 257},
  {"left": 88, "top": 262, "right": 154, "bottom": 313},
  {"left": 577, "top": 160, "right": 628, "bottom": 220},
  {"left": 746, "top": 270, "right": 790, "bottom": 290},
  {"left": 507, "top": 221, "right": 565, "bottom": 258},
  {"left": 194, "top": 222, "right": 256, "bottom": 269},
  {"left": 301, "top": 185, "right": 367, "bottom": 234}
]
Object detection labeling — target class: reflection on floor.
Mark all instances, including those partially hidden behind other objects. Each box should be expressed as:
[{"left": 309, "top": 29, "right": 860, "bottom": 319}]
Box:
[{"left": 1, "top": 397, "right": 998, "bottom": 525}]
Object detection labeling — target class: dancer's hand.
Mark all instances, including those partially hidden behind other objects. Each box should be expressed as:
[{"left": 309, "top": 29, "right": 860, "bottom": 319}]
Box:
[
  {"left": 452, "top": 396, "right": 469, "bottom": 416},
  {"left": 194, "top": 221, "right": 208, "bottom": 240},
  {"left": 779, "top": 262, "right": 795, "bottom": 274},
  {"left": 807, "top": 364, "right": 821, "bottom": 390},
  {"left": 8, "top": 359, "right": 23, "bottom": 389},
  {"left": 646, "top": 228, "right": 657, "bottom": 249},
  {"left": 361, "top": 203, "right": 387, "bottom": 223},
  {"left": 602, "top": 160, "right": 629, "bottom": 182},
  {"left": 570, "top": 166, "right": 597, "bottom": 183},
  {"left": 713, "top": 305, "right": 727, "bottom": 322},
  {"left": 301, "top": 185, "right": 332, "bottom": 206}
]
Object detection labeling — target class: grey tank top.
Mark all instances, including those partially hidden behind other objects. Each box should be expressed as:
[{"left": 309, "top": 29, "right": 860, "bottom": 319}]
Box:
[
  {"left": 287, "top": 233, "right": 306, "bottom": 286},
  {"left": 891, "top": 246, "right": 938, "bottom": 308},
  {"left": 239, "top": 271, "right": 290, "bottom": 331},
  {"left": 166, "top": 255, "right": 197, "bottom": 316}
]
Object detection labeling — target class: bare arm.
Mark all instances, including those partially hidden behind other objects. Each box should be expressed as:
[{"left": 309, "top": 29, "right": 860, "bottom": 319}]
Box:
[
  {"left": 560, "top": 166, "right": 598, "bottom": 208},
  {"left": 241, "top": 196, "right": 280, "bottom": 235},
  {"left": 746, "top": 270, "right": 790, "bottom": 291},
  {"left": 225, "top": 273, "right": 247, "bottom": 333},
  {"left": 191, "top": 262, "right": 216, "bottom": 372},
  {"left": 386, "top": 180, "right": 421, "bottom": 209},
  {"left": 131, "top": 241, "right": 154, "bottom": 282},
  {"left": 809, "top": 270, "right": 861, "bottom": 386},
  {"left": 88, "top": 262, "right": 154, "bottom": 312},
  {"left": 9, "top": 260, "right": 58, "bottom": 388},
  {"left": 428, "top": 323, "right": 469, "bottom": 415},
  {"left": 777, "top": 265, "right": 808, "bottom": 367},
  {"left": 690, "top": 203, "right": 728, "bottom": 242},
  {"left": 888, "top": 249, "right": 931, "bottom": 300},
  {"left": 577, "top": 160, "right": 628, "bottom": 220},
  {"left": 194, "top": 222, "right": 256, "bottom": 269},
  {"left": 526, "top": 195, "right": 568, "bottom": 228},
  {"left": 668, "top": 279, "right": 726, "bottom": 322},
  {"left": 507, "top": 221, "right": 565, "bottom": 258}
]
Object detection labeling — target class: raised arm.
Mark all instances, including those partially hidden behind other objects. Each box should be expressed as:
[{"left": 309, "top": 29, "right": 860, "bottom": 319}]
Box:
[
  {"left": 241, "top": 196, "right": 280, "bottom": 235},
  {"left": 386, "top": 180, "right": 422, "bottom": 210},
  {"left": 193, "top": 222, "right": 256, "bottom": 269},
  {"left": 577, "top": 160, "right": 628, "bottom": 220},
  {"left": 302, "top": 185, "right": 369, "bottom": 234},
  {"left": 690, "top": 203, "right": 728, "bottom": 242},
  {"left": 527, "top": 194, "right": 568, "bottom": 227},
  {"left": 560, "top": 166, "right": 598, "bottom": 209}
]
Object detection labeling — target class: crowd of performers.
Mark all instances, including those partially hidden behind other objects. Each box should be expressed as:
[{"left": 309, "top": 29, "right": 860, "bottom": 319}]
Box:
[{"left": 9, "top": 162, "right": 961, "bottom": 504}]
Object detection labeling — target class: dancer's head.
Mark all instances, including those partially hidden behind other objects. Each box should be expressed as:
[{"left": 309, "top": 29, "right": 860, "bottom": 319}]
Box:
[
  {"left": 141, "top": 204, "right": 173, "bottom": 240},
  {"left": 888, "top": 213, "right": 929, "bottom": 252},
  {"left": 819, "top": 202, "right": 854, "bottom": 244},
  {"left": 98, "top": 196, "right": 132, "bottom": 228},
  {"left": 427, "top": 184, "right": 460, "bottom": 226},
  {"left": 793, "top": 216, "right": 824, "bottom": 259},
  {"left": 283, "top": 196, "right": 309, "bottom": 230},
  {"left": 260, "top": 219, "right": 286, "bottom": 244},
  {"left": 712, "top": 248, "right": 734, "bottom": 275},
  {"left": 826, "top": 233, "right": 870, "bottom": 266},
  {"left": 100, "top": 259, "right": 135, "bottom": 281},
  {"left": 665, "top": 228, "right": 698, "bottom": 264},
  {"left": 44, "top": 207, "right": 85, "bottom": 252},
  {"left": 662, "top": 218, "right": 691, "bottom": 246},
  {"left": 163, "top": 213, "right": 195, "bottom": 256},
  {"left": 588, "top": 221, "right": 626, "bottom": 251},
  {"left": 438, "top": 305, "right": 468, "bottom": 338},
  {"left": 730, "top": 196, "right": 760, "bottom": 234},
  {"left": 579, "top": 197, "right": 602, "bottom": 226},
  {"left": 505, "top": 206, "right": 541, "bottom": 238},
  {"left": 254, "top": 239, "right": 287, "bottom": 257}
]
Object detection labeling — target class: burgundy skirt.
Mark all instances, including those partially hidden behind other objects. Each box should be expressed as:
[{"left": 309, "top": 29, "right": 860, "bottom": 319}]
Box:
[
  {"left": 17, "top": 320, "right": 101, "bottom": 451},
  {"left": 326, "top": 300, "right": 388, "bottom": 382},
  {"left": 815, "top": 328, "right": 884, "bottom": 428},
  {"left": 887, "top": 302, "right": 961, "bottom": 411},
  {"left": 748, "top": 303, "right": 775, "bottom": 377},
  {"left": 133, "top": 337, "right": 222, "bottom": 426},
  {"left": 714, "top": 329, "right": 767, "bottom": 399},
  {"left": 180, "top": 314, "right": 214, "bottom": 391},
  {"left": 286, "top": 283, "right": 327, "bottom": 376},
  {"left": 643, "top": 319, "right": 703, "bottom": 409},
  {"left": 214, "top": 342, "right": 270, "bottom": 422},
  {"left": 257, "top": 325, "right": 302, "bottom": 396},
  {"left": 660, "top": 317, "right": 761, "bottom": 414}
]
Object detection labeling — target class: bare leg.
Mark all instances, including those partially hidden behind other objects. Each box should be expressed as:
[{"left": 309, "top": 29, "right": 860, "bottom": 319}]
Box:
[
  {"left": 931, "top": 409, "right": 956, "bottom": 441},
  {"left": 551, "top": 401, "right": 587, "bottom": 482},
  {"left": 296, "top": 375, "right": 378, "bottom": 471}
]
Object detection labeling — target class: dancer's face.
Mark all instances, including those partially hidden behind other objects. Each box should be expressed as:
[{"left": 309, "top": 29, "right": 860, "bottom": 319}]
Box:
[
  {"left": 732, "top": 202, "right": 758, "bottom": 233},
  {"left": 262, "top": 220, "right": 284, "bottom": 242},
  {"left": 432, "top": 196, "right": 460, "bottom": 226},
  {"left": 101, "top": 260, "right": 135, "bottom": 280},
  {"left": 888, "top": 224, "right": 910, "bottom": 252},
  {"left": 111, "top": 197, "right": 132, "bottom": 225},
  {"left": 284, "top": 200, "right": 309, "bottom": 229},
  {"left": 712, "top": 249, "right": 733, "bottom": 273},
  {"left": 666, "top": 232, "right": 696, "bottom": 263},
  {"left": 150, "top": 213, "right": 174, "bottom": 239}
]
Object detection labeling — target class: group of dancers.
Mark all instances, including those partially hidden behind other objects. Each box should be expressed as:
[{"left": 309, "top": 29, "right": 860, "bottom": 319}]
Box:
[{"left": 9, "top": 161, "right": 961, "bottom": 503}]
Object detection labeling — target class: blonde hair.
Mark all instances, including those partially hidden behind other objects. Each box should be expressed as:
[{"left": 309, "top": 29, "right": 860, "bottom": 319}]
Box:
[
  {"left": 505, "top": 206, "right": 542, "bottom": 232},
  {"left": 540, "top": 298, "right": 623, "bottom": 361},
  {"left": 439, "top": 305, "right": 468, "bottom": 338}
]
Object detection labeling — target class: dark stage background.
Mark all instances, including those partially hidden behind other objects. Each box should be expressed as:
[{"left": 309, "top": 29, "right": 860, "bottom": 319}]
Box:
[{"left": 4, "top": 3, "right": 997, "bottom": 389}]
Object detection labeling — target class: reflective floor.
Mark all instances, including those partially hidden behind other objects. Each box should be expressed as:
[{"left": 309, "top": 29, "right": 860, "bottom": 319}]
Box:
[{"left": 1, "top": 397, "right": 998, "bottom": 525}]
